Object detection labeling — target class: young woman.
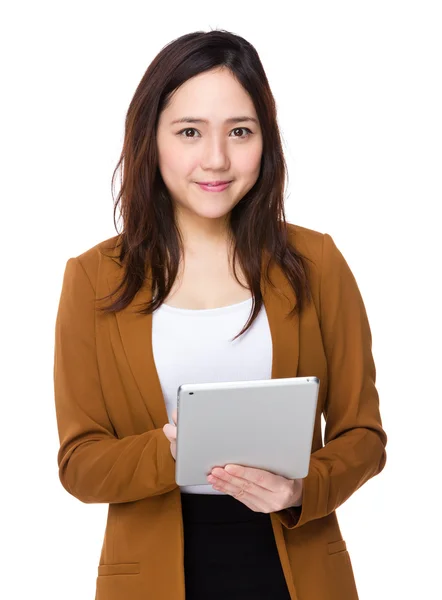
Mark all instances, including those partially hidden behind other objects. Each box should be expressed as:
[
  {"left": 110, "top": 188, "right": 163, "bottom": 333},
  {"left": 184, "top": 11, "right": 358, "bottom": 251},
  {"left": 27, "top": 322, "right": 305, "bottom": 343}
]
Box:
[{"left": 53, "top": 29, "right": 387, "bottom": 600}]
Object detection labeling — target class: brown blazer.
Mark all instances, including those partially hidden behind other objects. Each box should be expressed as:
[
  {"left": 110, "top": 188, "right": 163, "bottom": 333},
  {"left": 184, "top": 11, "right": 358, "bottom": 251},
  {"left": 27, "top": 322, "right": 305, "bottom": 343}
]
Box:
[{"left": 53, "top": 222, "right": 387, "bottom": 600}]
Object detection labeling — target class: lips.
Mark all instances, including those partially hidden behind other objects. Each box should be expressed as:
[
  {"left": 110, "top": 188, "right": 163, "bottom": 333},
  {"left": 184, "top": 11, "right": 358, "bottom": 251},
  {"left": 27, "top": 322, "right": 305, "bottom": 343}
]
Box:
[
  {"left": 198, "top": 181, "right": 231, "bottom": 186},
  {"left": 197, "top": 181, "right": 232, "bottom": 192}
]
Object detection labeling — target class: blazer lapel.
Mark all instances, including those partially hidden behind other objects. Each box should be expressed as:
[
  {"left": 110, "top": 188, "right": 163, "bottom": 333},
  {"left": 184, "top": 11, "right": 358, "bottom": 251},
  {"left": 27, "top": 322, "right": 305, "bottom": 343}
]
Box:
[
  {"left": 263, "top": 257, "right": 300, "bottom": 381},
  {"left": 106, "top": 248, "right": 300, "bottom": 429}
]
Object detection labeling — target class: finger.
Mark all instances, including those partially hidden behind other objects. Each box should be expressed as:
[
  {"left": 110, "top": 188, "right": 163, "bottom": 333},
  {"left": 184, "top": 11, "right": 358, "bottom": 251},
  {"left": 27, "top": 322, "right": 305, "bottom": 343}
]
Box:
[
  {"left": 209, "top": 465, "right": 288, "bottom": 509},
  {"left": 220, "top": 464, "right": 283, "bottom": 492},
  {"left": 171, "top": 409, "right": 178, "bottom": 425},
  {"left": 163, "top": 423, "right": 177, "bottom": 441},
  {"left": 171, "top": 441, "right": 177, "bottom": 459},
  {"left": 209, "top": 476, "right": 272, "bottom": 513}
]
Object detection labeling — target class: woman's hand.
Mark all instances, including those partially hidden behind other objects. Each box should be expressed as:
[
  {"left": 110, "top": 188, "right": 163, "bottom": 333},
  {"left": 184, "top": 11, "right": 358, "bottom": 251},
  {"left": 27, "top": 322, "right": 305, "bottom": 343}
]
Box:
[
  {"left": 163, "top": 411, "right": 304, "bottom": 512},
  {"left": 162, "top": 409, "right": 178, "bottom": 460},
  {"left": 207, "top": 464, "right": 304, "bottom": 513}
]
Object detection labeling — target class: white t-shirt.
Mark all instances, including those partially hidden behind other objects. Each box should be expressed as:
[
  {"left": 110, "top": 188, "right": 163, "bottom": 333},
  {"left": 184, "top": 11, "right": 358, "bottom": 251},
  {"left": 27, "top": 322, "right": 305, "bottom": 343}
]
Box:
[{"left": 152, "top": 296, "right": 273, "bottom": 494}]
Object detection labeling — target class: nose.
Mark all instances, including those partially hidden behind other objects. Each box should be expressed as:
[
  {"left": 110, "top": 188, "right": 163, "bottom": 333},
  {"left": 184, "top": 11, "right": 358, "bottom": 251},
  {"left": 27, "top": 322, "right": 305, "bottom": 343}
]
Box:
[{"left": 200, "top": 134, "right": 230, "bottom": 171}]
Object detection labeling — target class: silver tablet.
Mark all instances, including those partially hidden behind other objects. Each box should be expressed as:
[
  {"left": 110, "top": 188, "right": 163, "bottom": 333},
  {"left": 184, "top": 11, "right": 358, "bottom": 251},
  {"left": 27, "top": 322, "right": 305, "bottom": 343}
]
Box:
[{"left": 175, "top": 376, "right": 320, "bottom": 486}]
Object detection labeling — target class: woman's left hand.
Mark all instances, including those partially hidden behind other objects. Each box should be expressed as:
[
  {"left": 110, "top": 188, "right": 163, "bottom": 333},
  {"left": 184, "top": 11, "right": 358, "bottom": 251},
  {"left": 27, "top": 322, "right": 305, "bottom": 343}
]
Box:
[
  {"left": 162, "top": 409, "right": 178, "bottom": 460},
  {"left": 207, "top": 464, "right": 304, "bottom": 513}
]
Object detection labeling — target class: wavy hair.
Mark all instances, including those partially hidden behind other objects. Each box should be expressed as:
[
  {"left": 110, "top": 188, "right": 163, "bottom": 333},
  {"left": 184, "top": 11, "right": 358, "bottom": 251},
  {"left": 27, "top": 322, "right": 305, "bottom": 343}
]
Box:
[{"left": 99, "top": 29, "right": 312, "bottom": 341}]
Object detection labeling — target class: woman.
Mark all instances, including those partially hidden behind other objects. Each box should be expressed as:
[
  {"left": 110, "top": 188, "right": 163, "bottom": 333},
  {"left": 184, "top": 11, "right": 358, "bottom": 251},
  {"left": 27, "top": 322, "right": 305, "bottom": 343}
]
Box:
[{"left": 53, "top": 29, "right": 387, "bottom": 600}]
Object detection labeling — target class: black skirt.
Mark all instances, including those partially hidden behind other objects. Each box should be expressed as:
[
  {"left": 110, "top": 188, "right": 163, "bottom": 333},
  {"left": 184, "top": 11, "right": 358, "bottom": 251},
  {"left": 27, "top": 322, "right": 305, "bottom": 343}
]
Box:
[{"left": 180, "top": 492, "right": 292, "bottom": 600}]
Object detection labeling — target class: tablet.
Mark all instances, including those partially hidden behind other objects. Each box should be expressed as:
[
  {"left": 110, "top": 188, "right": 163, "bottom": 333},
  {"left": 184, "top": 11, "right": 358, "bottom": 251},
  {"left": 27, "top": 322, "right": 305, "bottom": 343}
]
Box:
[{"left": 175, "top": 376, "right": 320, "bottom": 486}]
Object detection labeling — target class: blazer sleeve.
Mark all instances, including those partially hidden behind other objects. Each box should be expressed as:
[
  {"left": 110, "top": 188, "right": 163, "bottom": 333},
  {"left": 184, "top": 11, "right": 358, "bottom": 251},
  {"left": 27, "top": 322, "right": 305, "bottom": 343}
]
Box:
[
  {"left": 275, "top": 233, "right": 387, "bottom": 529},
  {"left": 53, "top": 257, "right": 177, "bottom": 504}
]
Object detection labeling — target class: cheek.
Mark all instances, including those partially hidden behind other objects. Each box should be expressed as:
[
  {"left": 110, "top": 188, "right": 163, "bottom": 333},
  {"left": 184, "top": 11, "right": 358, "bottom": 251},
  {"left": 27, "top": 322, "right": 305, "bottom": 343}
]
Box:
[
  {"left": 235, "top": 146, "right": 262, "bottom": 177},
  {"left": 159, "top": 148, "right": 195, "bottom": 183}
]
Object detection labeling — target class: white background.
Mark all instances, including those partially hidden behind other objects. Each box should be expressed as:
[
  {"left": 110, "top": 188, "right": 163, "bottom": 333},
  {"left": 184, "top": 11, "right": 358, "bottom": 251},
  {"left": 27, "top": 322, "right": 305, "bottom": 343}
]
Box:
[{"left": 2, "top": 1, "right": 441, "bottom": 598}]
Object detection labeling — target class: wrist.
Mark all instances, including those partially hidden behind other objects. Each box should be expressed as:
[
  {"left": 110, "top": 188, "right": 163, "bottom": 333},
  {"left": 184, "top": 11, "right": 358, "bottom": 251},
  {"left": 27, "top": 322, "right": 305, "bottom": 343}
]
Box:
[{"left": 291, "top": 479, "right": 303, "bottom": 507}]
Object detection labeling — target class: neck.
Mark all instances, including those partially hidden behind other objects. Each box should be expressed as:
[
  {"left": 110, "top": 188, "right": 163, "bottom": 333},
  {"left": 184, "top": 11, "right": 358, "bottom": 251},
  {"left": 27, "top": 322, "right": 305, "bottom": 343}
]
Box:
[{"left": 175, "top": 210, "right": 233, "bottom": 252}]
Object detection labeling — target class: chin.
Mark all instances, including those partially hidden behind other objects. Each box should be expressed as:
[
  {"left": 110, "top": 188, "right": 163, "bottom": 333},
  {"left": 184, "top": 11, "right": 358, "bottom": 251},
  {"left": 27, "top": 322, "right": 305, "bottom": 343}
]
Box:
[
  {"left": 181, "top": 196, "right": 236, "bottom": 219},
  {"left": 193, "top": 207, "right": 233, "bottom": 220}
]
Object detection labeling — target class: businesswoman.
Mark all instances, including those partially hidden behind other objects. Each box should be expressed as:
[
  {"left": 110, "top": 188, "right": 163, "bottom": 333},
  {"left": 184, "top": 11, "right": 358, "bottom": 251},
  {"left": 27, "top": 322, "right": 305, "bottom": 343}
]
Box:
[{"left": 53, "top": 29, "right": 387, "bottom": 600}]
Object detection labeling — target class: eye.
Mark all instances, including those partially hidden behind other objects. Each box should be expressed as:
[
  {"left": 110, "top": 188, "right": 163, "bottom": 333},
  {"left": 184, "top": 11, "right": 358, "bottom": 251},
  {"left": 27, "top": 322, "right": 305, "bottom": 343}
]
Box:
[
  {"left": 178, "top": 128, "right": 201, "bottom": 138},
  {"left": 177, "top": 127, "right": 253, "bottom": 139},
  {"left": 230, "top": 127, "right": 253, "bottom": 138}
]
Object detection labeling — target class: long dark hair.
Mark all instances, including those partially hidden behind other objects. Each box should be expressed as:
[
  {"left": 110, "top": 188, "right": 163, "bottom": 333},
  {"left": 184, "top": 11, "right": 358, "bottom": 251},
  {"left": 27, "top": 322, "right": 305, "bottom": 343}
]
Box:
[{"left": 98, "top": 29, "right": 312, "bottom": 341}]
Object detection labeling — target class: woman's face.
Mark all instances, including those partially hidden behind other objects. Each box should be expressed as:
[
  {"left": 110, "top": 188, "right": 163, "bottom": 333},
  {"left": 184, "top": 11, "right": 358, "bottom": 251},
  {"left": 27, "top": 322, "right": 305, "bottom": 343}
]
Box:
[{"left": 156, "top": 67, "right": 263, "bottom": 224}]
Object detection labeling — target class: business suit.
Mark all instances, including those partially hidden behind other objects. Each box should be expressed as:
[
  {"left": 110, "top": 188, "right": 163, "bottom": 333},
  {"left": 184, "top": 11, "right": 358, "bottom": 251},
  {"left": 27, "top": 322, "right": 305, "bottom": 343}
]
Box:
[{"left": 53, "top": 222, "right": 387, "bottom": 600}]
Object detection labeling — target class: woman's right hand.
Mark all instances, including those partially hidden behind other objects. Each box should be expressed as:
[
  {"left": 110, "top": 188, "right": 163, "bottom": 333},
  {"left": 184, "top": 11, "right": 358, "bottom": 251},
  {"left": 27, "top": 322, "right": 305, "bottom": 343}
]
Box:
[{"left": 162, "top": 409, "right": 177, "bottom": 460}]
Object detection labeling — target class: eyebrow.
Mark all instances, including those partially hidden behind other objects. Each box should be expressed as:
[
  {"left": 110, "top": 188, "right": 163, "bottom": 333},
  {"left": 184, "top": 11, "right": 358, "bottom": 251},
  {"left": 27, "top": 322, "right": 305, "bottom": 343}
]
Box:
[{"left": 170, "top": 116, "right": 259, "bottom": 126}]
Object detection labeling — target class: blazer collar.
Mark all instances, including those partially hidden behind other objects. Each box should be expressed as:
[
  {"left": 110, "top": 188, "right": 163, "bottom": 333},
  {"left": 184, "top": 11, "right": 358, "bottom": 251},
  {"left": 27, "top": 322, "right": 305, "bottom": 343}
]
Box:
[{"left": 105, "top": 242, "right": 299, "bottom": 428}]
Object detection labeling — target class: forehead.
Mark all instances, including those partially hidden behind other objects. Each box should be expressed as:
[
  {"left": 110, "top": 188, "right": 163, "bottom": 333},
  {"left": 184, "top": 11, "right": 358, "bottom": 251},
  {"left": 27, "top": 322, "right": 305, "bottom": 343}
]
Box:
[{"left": 162, "top": 69, "right": 256, "bottom": 120}]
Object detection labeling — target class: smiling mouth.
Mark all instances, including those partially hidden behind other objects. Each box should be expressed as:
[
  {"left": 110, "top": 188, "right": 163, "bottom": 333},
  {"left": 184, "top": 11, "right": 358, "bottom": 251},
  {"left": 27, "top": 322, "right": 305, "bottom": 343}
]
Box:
[
  {"left": 197, "top": 181, "right": 232, "bottom": 186},
  {"left": 196, "top": 181, "right": 232, "bottom": 192}
]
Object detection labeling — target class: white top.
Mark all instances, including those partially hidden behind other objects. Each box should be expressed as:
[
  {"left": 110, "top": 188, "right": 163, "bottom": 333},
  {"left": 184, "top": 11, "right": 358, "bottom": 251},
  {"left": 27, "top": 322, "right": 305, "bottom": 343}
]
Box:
[{"left": 152, "top": 296, "right": 273, "bottom": 494}]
